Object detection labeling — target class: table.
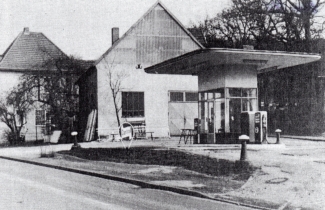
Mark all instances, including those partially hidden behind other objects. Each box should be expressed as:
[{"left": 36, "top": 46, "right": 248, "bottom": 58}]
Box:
[{"left": 179, "top": 129, "right": 197, "bottom": 144}]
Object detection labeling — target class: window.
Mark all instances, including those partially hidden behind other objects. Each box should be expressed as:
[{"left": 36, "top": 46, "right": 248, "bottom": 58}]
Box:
[
  {"left": 122, "top": 92, "right": 144, "bottom": 117},
  {"left": 226, "top": 88, "right": 257, "bottom": 112},
  {"left": 185, "top": 92, "right": 198, "bottom": 102},
  {"left": 242, "top": 88, "right": 257, "bottom": 98},
  {"left": 227, "top": 88, "right": 257, "bottom": 98},
  {"left": 170, "top": 91, "right": 198, "bottom": 102},
  {"left": 199, "top": 89, "right": 224, "bottom": 101},
  {"left": 170, "top": 92, "right": 183, "bottom": 102},
  {"left": 35, "top": 110, "right": 46, "bottom": 126},
  {"left": 228, "top": 88, "right": 242, "bottom": 97}
]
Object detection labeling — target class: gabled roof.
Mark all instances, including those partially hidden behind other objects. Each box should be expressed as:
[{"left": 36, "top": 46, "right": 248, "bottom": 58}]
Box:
[
  {"left": 0, "top": 28, "right": 67, "bottom": 71},
  {"left": 95, "top": 0, "right": 205, "bottom": 66},
  {"left": 187, "top": 28, "right": 207, "bottom": 47}
]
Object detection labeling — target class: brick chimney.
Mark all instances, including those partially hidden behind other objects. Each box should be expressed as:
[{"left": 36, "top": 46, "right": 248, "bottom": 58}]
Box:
[
  {"left": 112, "top": 27, "right": 119, "bottom": 45},
  {"left": 23, "top": 27, "right": 30, "bottom": 35}
]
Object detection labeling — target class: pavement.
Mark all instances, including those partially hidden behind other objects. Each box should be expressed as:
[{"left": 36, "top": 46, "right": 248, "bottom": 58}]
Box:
[{"left": 0, "top": 135, "right": 325, "bottom": 210}]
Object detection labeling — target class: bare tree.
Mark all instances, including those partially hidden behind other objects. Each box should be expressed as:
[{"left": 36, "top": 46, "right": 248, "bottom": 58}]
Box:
[
  {"left": 277, "top": 0, "right": 325, "bottom": 51},
  {"left": 104, "top": 62, "right": 129, "bottom": 129},
  {"left": 0, "top": 86, "right": 33, "bottom": 144},
  {"left": 195, "top": 0, "right": 324, "bottom": 51},
  {"left": 12, "top": 53, "right": 89, "bottom": 142},
  {"left": 22, "top": 56, "right": 84, "bottom": 111}
]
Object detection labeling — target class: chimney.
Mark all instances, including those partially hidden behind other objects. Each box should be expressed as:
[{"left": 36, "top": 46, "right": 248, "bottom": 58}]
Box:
[
  {"left": 23, "top": 27, "right": 30, "bottom": 35},
  {"left": 112, "top": 27, "right": 119, "bottom": 45}
]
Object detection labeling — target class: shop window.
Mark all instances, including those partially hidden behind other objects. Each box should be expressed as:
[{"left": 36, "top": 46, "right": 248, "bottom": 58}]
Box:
[
  {"left": 242, "top": 88, "right": 257, "bottom": 97},
  {"left": 242, "top": 98, "right": 257, "bottom": 111},
  {"left": 199, "top": 89, "right": 224, "bottom": 101},
  {"left": 122, "top": 92, "right": 144, "bottom": 117},
  {"left": 228, "top": 88, "right": 242, "bottom": 97}
]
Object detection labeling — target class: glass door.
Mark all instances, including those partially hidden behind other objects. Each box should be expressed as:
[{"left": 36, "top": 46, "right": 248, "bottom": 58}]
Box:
[
  {"left": 214, "top": 99, "right": 225, "bottom": 133},
  {"left": 206, "top": 100, "right": 215, "bottom": 143}
]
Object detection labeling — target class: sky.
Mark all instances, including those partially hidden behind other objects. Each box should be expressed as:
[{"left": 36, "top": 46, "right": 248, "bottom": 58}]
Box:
[{"left": 0, "top": 0, "right": 231, "bottom": 60}]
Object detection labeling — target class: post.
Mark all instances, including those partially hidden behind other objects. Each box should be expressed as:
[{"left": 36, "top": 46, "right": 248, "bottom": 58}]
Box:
[
  {"left": 239, "top": 135, "right": 250, "bottom": 161},
  {"left": 71, "top": 131, "right": 80, "bottom": 149},
  {"left": 275, "top": 129, "right": 282, "bottom": 144}
]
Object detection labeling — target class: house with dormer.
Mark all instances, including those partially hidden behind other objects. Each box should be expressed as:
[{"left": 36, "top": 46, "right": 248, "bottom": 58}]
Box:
[{"left": 77, "top": 1, "right": 206, "bottom": 139}]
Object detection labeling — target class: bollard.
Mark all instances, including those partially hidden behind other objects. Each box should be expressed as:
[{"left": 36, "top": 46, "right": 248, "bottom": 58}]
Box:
[
  {"left": 71, "top": 131, "right": 80, "bottom": 149},
  {"left": 239, "top": 135, "right": 250, "bottom": 161},
  {"left": 275, "top": 129, "right": 282, "bottom": 144}
]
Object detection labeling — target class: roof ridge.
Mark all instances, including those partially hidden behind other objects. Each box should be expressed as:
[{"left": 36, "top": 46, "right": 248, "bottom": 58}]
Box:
[{"left": 94, "top": 1, "right": 204, "bottom": 66}]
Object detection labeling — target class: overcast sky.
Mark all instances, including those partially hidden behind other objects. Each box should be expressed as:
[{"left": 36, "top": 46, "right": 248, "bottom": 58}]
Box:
[
  {"left": 0, "top": 0, "right": 231, "bottom": 60},
  {"left": 0, "top": 0, "right": 324, "bottom": 60}
]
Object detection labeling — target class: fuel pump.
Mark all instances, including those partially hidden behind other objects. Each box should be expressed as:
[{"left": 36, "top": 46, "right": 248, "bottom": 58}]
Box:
[{"left": 254, "top": 111, "right": 267, "bottom": 143}]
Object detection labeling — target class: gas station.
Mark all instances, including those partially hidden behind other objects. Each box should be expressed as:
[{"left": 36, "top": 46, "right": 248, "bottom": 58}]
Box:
[{"left": 145, "top": 48, "right": 321, "bottom": 144}]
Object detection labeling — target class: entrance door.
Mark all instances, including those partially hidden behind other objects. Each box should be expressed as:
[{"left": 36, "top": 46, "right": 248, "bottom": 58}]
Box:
[
  {"left": 229, "top": 99, "right": 242, "bottom": 133},
  {"left": 214, "top": 99, "right": 225, "bottom": 133},
  {"left": 205, "top": 99, "right": 225, "bottom": 143}
]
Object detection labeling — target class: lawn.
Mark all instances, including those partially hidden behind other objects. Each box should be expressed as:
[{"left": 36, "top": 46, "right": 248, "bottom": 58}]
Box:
[{"left": 59, "top": 147, "right": 256, "bottom": 180}]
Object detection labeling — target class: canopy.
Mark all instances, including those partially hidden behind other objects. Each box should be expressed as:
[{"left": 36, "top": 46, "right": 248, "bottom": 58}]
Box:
[{"left": 145, "top": 48, "right": 321, "bottom": 75}]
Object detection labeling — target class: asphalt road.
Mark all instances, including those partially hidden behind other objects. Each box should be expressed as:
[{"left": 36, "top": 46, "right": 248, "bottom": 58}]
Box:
[{"left": 0, "top": 158, "right": 253, "bottom": 210}]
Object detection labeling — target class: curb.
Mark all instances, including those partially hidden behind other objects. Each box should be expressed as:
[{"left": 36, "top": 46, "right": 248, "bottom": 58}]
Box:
[
  {"left": 0, "top": 155, "right": 273, "bottom": 210},
  {"left": 283, "top": 136, "right": 325, "bottom": 142},
  {"left": 269, "top": 135, "right": 325, "bottom": 142}
]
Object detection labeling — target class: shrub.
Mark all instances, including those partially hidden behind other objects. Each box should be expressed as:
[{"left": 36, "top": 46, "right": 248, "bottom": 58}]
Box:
[{"left": 2, "top": 129, "right": 24, "bottom": 145}]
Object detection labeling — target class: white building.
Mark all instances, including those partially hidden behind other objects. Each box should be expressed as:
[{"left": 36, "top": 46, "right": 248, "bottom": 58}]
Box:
[{"left": 77, "top": 1, "right": 206, "bottom": 139}]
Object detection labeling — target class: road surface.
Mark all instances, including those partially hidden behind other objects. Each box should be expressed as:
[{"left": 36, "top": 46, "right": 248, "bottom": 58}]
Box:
[{"left": 0, "top": 158, "right": 253, "bottom": 210}]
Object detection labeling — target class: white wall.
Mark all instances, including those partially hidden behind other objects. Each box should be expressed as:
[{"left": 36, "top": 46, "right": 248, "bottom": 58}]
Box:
[
  {"left": 225, "top": 65, "right": 257, "bottom": 88},
  {"left": 96, "top": 61, "right": 198, "bottom": 137},
  {"left": 198, "top": 67, "right": 225, "bottom": 91},
  {"left": 198, "top": 65, "right": 257, "bottom": 92}
]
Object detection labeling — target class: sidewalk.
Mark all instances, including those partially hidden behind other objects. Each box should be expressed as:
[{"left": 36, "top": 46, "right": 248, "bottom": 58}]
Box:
[{"left": 0, "top": 137, "right": 324, "bottom": 209}]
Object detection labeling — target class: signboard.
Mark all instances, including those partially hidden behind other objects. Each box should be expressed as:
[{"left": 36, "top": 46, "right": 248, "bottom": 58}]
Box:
[
  {"left": 121, "top": 126, "right": 132, "bottom": 139},
  {"left": 119, "top": 122, "right": 134, "bottom": 149}
]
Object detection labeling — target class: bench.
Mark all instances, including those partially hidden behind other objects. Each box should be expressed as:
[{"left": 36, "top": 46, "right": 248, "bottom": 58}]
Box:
[
  {"left": 133, "top": 125, "right": 146, "bottom": 139},
  {"left": 125, "top": 120, "right": 148, "bottom": 140}
]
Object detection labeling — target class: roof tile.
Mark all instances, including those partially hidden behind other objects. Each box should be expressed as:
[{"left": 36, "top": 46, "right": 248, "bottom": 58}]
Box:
[{"left": 0, "top": 30, "right": 66, "bottom": 70}]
